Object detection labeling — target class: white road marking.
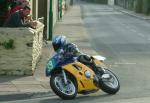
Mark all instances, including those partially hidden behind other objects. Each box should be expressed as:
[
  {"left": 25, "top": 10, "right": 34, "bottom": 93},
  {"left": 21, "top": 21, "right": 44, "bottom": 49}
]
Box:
[
  {"left": 131, "top": 29, "right": 137, "bottom": 33},
  {"left": 138, "top": 33, "right": 145, "bottom": 37},
  {"left": 148, "top": 38, "right": 150, "bottom": 41},
  {"left": 125, "top": 26, "right": 130, "bottom": 29},
  {"left": 115, "top": 62, "right": 137, "bottom": 65}
]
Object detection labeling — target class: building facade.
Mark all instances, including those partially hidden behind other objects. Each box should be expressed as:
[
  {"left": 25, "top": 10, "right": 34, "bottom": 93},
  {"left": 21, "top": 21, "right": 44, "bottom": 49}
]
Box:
[{"left": 30, "top": 0, "right": 72, "bottom": 40}]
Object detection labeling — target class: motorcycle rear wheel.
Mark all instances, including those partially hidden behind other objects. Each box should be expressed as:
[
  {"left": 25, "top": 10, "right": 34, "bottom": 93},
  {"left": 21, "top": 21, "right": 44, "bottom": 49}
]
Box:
[{"left": 50, "top": 73, "right": 77, "bottom": 100}]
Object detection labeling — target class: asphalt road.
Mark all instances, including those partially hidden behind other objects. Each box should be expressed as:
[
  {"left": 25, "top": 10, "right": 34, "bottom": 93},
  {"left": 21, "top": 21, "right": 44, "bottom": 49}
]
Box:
[
  {"left": 80, "top": 0, "right": 150, "bottom": 101},
  {"left": 1, "top": 1, "right": 150, "bottom": 103},
  {"left": 1, "top": 95, "right": 150, "bottom": 103}
]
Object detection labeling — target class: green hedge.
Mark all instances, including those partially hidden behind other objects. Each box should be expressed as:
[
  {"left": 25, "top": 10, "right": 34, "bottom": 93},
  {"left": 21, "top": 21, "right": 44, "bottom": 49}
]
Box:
[
  {"left": 134, "top": 0, "right": 143, "bottom": 13},
  {"left": 86, "top": 0, "right": 108, "bottom": 4},
  {"left": 142, "top": 0, "right": 150, "bottom": 15},
  {"left": 94, "top": 0, "right": 108, "bottom": 4},
  {"left": 127, "top": 0, "right": 134, "bottom": 10},
  {"left": 115, "top": 0, "right": 150, "bottom": 15}
]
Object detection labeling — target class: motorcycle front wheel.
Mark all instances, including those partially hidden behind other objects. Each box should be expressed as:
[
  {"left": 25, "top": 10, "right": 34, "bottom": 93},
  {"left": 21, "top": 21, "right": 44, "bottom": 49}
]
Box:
[
  {"left": 98, "top": 69, "right": 120, "bottom": 94},
  {"left": 50, "top": 73, "right": 77, "bottom": 100}
]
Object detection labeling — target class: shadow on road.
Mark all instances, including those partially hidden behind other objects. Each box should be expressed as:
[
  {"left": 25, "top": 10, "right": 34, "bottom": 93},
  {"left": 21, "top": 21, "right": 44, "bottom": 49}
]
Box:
[
  {"left": 0, "top": 76, "right": 29, "bottom": 83},
  {"left": 39, "top": 94, "right": 114, "bottom": 103}
]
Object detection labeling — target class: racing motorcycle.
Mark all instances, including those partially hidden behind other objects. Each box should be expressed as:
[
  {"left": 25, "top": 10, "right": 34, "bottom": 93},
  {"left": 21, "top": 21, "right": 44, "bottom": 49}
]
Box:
[{"left": 46, "top": 53, "right": 120, "bottom": 100}]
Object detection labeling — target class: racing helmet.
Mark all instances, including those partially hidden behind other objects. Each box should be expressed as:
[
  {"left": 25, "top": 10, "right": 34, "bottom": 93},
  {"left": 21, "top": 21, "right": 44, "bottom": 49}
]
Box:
[{"left": 52, "top": 35, "right": 67, "bottom": 51}]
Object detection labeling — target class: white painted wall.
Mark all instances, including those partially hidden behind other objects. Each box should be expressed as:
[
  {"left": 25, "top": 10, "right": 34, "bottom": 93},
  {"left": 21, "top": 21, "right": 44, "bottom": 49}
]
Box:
[
  {"left": 53, "top": 0, "right": 58, "bottom": 26},
  {"left": 108, "top": 0, "right": 114, "bottom": 5},
  {"left": 47, "top": 0, "right": 50, "bottom": 38}
]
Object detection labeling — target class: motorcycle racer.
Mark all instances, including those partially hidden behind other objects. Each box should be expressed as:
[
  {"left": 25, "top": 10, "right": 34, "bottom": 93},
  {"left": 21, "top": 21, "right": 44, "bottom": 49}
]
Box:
[{"left": 52, "top": 35, "right": 96, "bottom": 71}]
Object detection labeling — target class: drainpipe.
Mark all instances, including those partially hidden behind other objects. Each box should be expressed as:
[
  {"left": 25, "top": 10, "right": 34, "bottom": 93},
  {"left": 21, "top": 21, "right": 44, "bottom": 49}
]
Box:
[
  {"left": 58, "top": 0, "right": 62, "bottom": 19},
  {"left": 48, "top": 0, "right": 53, "bottom": 40},
  {"left": 70, "top": 0, "right": 73, "bottom": 5}
]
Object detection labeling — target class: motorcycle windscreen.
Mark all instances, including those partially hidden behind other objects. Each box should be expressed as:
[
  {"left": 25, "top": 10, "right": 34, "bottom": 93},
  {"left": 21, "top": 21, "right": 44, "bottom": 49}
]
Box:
[{"left": 45, "top": 57, "right": 58, "bottom": 76}]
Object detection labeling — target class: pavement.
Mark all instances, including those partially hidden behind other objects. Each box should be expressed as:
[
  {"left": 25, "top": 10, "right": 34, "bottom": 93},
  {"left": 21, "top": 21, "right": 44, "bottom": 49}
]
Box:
[{"left": 0, "top": 2, "right": 150, "bottom": 102}]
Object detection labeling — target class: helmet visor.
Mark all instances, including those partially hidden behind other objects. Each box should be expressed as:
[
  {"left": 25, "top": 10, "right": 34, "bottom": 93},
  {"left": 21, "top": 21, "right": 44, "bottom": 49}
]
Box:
[{"left": 52, "top": 43, "right": 60, "bottom": 51}]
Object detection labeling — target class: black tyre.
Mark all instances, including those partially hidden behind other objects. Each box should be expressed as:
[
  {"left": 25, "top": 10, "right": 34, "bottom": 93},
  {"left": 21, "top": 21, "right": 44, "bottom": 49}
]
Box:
[
  {"left": 98, "top": 69, "right": 120, "bottom": 94},
  {"left": 50, "top": 72, "right": 77, "bottom": 100}
]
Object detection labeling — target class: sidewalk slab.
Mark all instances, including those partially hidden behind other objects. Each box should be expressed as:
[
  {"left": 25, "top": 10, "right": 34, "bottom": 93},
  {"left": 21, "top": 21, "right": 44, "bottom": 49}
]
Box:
[
  {"left": 54, "top": 5, "right": 97, "bottom": 55},
  {"left": 0, "top": 85, "right": 18, "bottom": 92}
]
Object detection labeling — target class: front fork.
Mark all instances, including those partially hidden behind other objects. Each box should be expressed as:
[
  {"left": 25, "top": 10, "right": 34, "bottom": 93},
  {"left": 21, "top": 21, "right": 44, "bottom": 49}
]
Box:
[
  {"left": 91, "top": 60, "right": 105, "bottom": 75},
  {"left": 91, "top": 60, "right": 108, "bottom": 79},
  {"left": 62, "top": 70, "right": 68, "bottom": 84}
]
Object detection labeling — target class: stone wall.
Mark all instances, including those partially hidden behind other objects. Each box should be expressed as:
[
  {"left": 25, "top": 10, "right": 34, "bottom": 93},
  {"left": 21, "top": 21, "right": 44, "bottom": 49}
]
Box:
[{"left": 0, "top": 21, "right": 44, "bottom": 75}]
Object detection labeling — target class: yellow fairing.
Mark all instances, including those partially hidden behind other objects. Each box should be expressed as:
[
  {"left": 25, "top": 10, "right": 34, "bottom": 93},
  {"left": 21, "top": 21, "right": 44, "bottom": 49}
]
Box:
[{"left": 63, "top": 62, "right": 98, "bottom": 92}]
